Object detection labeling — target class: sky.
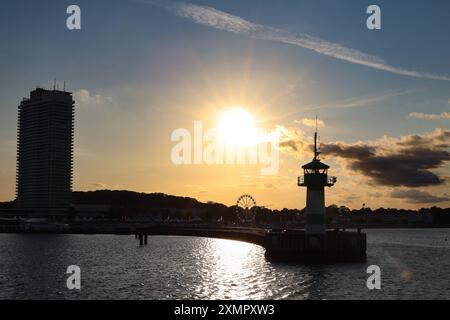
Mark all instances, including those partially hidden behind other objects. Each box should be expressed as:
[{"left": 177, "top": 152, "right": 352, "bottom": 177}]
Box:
[{"left": 0, "top": 0, "right": 449, "bottom": 209}]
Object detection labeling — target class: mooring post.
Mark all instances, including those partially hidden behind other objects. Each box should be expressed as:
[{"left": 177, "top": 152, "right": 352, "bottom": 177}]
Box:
[
  {"left": 139, "top": 234, "right": 143, "bottom": 246},
  {"left": 144, "top": 234, "right": 148, "bottom": 245}
]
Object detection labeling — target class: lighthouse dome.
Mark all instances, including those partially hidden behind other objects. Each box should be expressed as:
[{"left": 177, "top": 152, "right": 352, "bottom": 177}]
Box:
[{"left": 302, "top": 159, "right": 330, "bottom": 170}]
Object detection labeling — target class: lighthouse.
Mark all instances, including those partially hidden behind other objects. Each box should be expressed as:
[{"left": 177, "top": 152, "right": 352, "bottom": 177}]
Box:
[
  {"left": 265, "top": 127, "right": 365, "bottom": 263},
  {"left": 298, "top": 127, "right": 336, "bottom": 234}
]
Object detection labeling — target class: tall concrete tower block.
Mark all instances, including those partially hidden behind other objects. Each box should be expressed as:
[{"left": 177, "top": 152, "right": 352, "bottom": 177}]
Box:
[
  {"left": 298, "top": 130, "right": 336, "bottom": 234},
  {"left": 16, "top": 88, "right": 74, "bottom": 214}
]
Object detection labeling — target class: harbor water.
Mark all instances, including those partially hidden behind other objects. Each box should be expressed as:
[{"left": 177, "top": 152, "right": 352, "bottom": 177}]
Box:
[{"left": 0, "top": 228, "right": 449, "bottom": 300}]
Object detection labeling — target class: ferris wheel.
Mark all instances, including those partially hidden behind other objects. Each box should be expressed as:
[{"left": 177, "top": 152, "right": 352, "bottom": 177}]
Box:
[{"left": 236, "top": 194, "right": 257, "bottom": 223}]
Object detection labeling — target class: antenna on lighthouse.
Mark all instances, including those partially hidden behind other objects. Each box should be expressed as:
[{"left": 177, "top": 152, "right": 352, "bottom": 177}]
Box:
[{"left": 314, "top": 116, "right": 320, "bottom": 160}]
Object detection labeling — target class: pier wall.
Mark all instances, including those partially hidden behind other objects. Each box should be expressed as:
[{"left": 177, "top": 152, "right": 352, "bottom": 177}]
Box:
[{"left": 264, "top": 230, "right": 367, "bottom": 263}]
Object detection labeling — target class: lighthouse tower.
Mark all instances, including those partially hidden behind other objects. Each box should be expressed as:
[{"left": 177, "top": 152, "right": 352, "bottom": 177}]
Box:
[
  {"left": 298, "top": 126, "right": 336, "bottom": 234},
  {"left": 265, "top": 127, "right": 365, "bottom": 263}
]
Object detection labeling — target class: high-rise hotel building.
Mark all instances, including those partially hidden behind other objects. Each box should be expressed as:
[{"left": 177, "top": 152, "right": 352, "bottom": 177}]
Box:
[{"left": 16, "top": 88, "right": 74, "bottom": 214}]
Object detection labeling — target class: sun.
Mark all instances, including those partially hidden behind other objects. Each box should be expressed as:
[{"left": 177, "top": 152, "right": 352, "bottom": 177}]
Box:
[{"left": 217, "top": 107, "right": 259, "bottom": 147}]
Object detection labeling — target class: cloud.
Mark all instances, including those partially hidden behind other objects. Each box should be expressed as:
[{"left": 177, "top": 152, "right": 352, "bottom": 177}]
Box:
[
  {"left": 408, "top": 112, "right": 450, "bottom": 120},
  {"left": 396, "top": 128, "right": 450, "bottom": 148},
  {"left": 367, "top": 192, "right": 383, "bottom": 198},
  {"left": 390, "top": 189, "right": 450, "bottom": 204},
  {"left": 74, "top": 89, "right": 109, "bottom": 106},
  {"left": 238, "top": 184, "right": 258, "bottom": 188},
  {"left": 273, "top": 90, "right": 413, "bottom": 123},
  {"left": 320, "top": 129, "right": 450, "bottom": 187},
  {"left": 320, "top": 143, "right": 375, "bottom": 159},
  {"left": 348, "top": 149, "right": 449, "bottom": 187},
  {"left": 237, "top": 183, "right": 276, "bottom": 189},
  {"left": 295, "top": 118, "right": 325, "bottom": 128},
  {"left": 139, "top": 0, "right": 450, "bottom": 81},
  {"left": 90, "top": 182, "right": 125, "bottom": 190},
  {"left": 277, "top": 127, "right": 450, "bottom": 188},
  {"left": 190, "top": 190, "right": 208, "bottom": 196},
  {"left": 91, "top": 183, "right": 107, "bottom": 188},
  {"left": 344, "top": 194, "right": 361, "bottom": 203},
  {"left": 277, "top": 126, "right": 310, "bottom": 154},
  {"left": 307, "top": 90, "right": 411, "bottom": 111}
]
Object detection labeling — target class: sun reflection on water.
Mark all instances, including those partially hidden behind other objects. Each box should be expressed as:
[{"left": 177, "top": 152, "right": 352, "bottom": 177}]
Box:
[
  {"left": 193, "top": 238, "right": 272, "bottom": 299},
  {"left": 211, "top": 238, "right": 255, "bottom": 273}
]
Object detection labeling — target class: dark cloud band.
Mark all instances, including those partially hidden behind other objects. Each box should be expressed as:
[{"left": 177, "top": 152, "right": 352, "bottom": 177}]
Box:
[{"left": 321, "top": 129, "right": 450, "bottom": 187}]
